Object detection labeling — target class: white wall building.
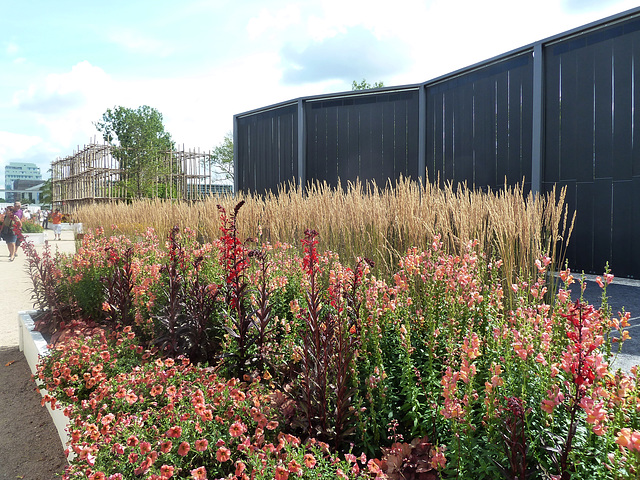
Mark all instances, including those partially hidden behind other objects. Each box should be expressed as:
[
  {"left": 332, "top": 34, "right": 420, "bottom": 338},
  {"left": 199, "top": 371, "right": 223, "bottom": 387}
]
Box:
[{"left": 4, "top": 162, "right": 42, "bottom": 202}]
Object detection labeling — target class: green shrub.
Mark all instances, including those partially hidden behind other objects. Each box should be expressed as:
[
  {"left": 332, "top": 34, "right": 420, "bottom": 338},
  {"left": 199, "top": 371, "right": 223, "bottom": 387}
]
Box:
[{"left": 22, "top": 220, "right": 44, "bottom": 233}]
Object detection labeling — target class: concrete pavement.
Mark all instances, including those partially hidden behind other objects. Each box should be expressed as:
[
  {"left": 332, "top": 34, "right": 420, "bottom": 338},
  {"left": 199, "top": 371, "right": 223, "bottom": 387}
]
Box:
[
  {"left": 0, "top": 229, "right": 76, "bottom": 348},
  {"left": 570, "top": 274, "right": 640, "bottom": 373}
]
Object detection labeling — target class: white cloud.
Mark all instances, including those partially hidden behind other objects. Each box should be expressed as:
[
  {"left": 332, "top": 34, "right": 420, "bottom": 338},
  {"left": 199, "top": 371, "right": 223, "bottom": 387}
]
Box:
[
  {"left": 246, "top": 5, "right": 303, "bottom": 40},
  {"left": 0, "top": 131, "right": 42, "bottom": 159},
  {"left": 11, "top": 62, "right": 116, "bottom": 148},
  {"left": 107, "top": 28, "right": 175, "bottom": 57},
  {"left": 5, "top": 42, "right": 19, "bottom": 55}
]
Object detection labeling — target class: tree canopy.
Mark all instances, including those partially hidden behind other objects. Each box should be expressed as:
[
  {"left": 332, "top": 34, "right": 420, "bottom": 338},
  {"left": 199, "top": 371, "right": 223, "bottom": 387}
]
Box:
[
  {"left": 95, "top": 106, "right": 175, "bottom": 198},
  {"left": 351, "top": 79, "right": 385, "bottom": 90},
  {"left": 209, "top": 131, "right": 234, "bottom": 182}
]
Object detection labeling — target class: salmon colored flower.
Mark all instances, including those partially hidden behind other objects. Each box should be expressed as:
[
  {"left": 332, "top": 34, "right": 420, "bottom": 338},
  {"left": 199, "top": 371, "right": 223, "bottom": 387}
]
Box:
[
  {"left": 275, "top": 465, "right": 289, "bottom": 480},
  {"left": 266, "top": 420, "right": 279, "bottom": 430},
  {"left": 195, "top": 439, "right": 208, "bottom": 451},
  {"left": 150, "top": 384, "right": 163, "bottom": 397},
  {"left": 216, "top": 446, "right": 231, "bottom": 462},
  {"left": 303, "top": 453, "right": 316, "bottom": 468},
  {"left": 616, "top": 428, "right": 632, "bottom": 448},
  {"left": 160, "top": 440, "right": 172, "bottom": 453},
  {"left": 616, "top": 428, "right": 640, "bottom": 451},
  {"left": 160, "top": 464, "right": 174, "bottom": 478},
  {"left": 235, "top": 461, "right": 246, "bottom": 476},
  {"left": 177, "top": 441, "right": 190, "bottom": 456},
  {"left": 287, "top": 460, "right": 301, "bottom": 474},
  {"left": 191, "top": 466, "right": 207, "bottom": 480},
  {"left": 125, "top": 390, "right": 138, "bottom": 405},
  {"left": 229, "top": 421, "right": 247, "bottom": 437},
  {"left": 166, "top": 426, "right": 182, "bottom": 438}
]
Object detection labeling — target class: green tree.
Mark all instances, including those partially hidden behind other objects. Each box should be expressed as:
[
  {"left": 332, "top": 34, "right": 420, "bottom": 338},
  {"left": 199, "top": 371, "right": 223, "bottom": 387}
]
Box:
[
  {"left": 208, "top": 131, "right": 234, "bottom": 182},
  {"left": 40, "top": 177, "right": 52, "bottom": 207},
  {"left": 352, "top": 79, "right": 384, "bottom": 90},
  {"left": 94, "top": 106, "right": 175, "bottom": 198}
]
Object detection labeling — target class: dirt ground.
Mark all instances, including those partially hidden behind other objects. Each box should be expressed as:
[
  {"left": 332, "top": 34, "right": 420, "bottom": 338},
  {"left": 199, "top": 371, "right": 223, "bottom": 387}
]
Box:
[{"left": 0, "top": 346, "right": 68, "bottom": 480}]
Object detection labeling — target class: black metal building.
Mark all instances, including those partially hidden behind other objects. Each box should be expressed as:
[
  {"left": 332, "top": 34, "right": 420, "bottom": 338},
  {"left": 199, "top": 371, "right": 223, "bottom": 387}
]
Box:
[{"left": 234, "top": 7, "right": 640, "bottom": 278}]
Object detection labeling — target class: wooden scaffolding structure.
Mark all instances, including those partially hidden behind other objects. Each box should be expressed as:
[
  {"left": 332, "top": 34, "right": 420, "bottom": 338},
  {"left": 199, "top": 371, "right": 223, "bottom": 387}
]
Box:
[{"left": 52, "top": 142, "right": 219, "bottom": 212}]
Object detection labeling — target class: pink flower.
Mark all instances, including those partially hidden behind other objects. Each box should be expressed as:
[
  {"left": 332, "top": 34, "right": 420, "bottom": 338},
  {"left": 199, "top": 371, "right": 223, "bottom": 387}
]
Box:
[
  {"left": 266, "top": 420, "right": 279, "bottom": 430},
  {"left": 275, "top": 465, "right": 289, "bottom": 480},
  {"left": 177, "top": 441, "right": 190, "bottom": 456},
  {"left": 235, "top": 461, "right": 246, "bottom": 476},
  {"left": 430, "top": 445, "right": 447, "bottom": 469},
  {"left": 229, "top": 421, "right": 247, "bottom": 437},
  {"left": 287, "top": 460, "right": 301, "bottom": 474},
  {"left": 166, "top": 426, "right": 182, "bottom": 438},
  {"left": 150, "top": 384, "right": 163, "bottom": 397},
  {"left": 160, "top": 440, "right": 172, "bottom": 453},
  {"left": 303, "top": 453, "right": 316, "bottom": 468},
  {"left": 195, "top": 439, "right": 208, "bottom": 451},
  {"left": 125, "top": 390, "right": 138, "bottom": 405},
  {"left": 216, "top": 446, "right": 231, "bottom": 462},
  {"left": 160, "top": 464, "right": 174, "bottom": 478},
  {"left": 191, "top": 466, "right": 207, "bottom": 480}
]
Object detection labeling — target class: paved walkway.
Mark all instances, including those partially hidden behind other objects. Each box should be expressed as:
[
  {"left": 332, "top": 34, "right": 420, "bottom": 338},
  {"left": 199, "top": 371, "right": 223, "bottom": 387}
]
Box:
[
  {"left": 0, "top": 229, "right": 76, "bottom": 348},
  {"left": 572, "top": 274, "right": 640, "bottom": 373}
]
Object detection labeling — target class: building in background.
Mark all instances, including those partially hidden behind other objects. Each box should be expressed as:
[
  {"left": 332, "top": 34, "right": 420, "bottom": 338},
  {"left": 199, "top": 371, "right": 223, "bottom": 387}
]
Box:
[
  {"left": 12, "top": 179, "right": 45, "bottom": 204},
  {"left": 4, "top": 162, "right": 42, "bottom": 202}
]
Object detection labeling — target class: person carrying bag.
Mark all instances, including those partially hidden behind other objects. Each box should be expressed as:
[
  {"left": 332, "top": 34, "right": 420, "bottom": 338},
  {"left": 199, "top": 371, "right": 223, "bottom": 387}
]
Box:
[{"left": 1, "top": 206, "right": 22, "bottom": 261}]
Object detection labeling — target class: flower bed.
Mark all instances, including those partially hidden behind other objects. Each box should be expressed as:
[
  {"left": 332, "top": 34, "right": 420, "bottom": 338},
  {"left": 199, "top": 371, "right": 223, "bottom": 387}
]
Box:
[
  {"left": 18, "top": 310, "right": 71, "bottom": 457},
  {"left": 24, "top": 202, "right": 640, "bottom": 479}
]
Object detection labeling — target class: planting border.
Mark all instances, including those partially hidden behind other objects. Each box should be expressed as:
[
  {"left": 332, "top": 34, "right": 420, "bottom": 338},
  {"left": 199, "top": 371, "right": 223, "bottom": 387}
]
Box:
[
  {"left": 18, "top": 310, "right": 71, "bottom": 461},
  {"left": 23, "top": 232, "right": 46, "bottom": 245}
]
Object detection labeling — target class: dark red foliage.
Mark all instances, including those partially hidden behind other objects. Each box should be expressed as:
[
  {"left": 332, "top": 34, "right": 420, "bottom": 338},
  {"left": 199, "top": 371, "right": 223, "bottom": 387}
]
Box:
[
  {"left": 101, "top": 246, "right": 136, "bottom": 329},
  {"left": 22, "top": 239, "right": 81, "bottom": 342}
]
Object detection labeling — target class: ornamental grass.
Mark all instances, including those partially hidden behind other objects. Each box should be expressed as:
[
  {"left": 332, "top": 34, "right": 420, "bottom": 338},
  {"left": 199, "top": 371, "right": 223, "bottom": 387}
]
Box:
[{"left": 74, "top": 178, "right": 574, "bottom": 288}]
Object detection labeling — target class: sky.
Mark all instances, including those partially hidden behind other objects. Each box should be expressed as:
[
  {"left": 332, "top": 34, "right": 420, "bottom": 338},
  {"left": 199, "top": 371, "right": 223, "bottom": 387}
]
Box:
[{"left": 1, "top": 0, "right": 639, "bottom": 185}]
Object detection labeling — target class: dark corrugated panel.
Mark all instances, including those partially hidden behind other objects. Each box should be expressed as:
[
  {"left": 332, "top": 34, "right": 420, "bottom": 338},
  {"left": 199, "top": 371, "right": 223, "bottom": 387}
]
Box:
[
  {"left": 545, "top": 14, "right": 640, "bottom": 274},
  {"left": 236, "top": 104, "right": 297, "bottom": 194},
  {"left": 426, "top": 54, "right": 533, "bottom": 192},
  {"left": 305, "top": 91, "right": 419, "bottom": 188}
]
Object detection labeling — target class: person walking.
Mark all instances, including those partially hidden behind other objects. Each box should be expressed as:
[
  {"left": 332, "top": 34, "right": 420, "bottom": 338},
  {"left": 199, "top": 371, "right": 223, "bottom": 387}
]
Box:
[
  {"left": 1, "top": 206, "right": 22, "bottom": 261},
  {"left": 51, "top": 208, "right": 63, "bottom": 241},
  {"left": 12, "top": 201, "right": 24, "bottom": 254}
]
